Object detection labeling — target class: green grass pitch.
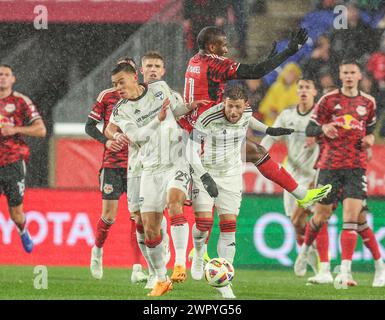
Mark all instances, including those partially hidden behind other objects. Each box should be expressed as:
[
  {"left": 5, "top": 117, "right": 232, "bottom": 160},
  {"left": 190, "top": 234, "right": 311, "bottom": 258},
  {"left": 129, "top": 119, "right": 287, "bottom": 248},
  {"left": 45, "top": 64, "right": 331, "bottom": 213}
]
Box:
[{"left": 0, "top": 266, "right": 384, "bottom": 300}]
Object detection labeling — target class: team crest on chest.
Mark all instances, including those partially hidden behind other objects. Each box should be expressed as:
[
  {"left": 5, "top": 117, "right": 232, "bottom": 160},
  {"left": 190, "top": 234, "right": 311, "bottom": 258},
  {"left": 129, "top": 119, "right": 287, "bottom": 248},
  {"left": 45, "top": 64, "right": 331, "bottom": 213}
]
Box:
[
  {"left": 4, "top": 104, "right": 16, "bottom": 113},
  {"left": 356, "top": 106, "right": 366, "bottom": 116},
  {"left": 154, "top": 91, "right": 164, "bottom": 100}
]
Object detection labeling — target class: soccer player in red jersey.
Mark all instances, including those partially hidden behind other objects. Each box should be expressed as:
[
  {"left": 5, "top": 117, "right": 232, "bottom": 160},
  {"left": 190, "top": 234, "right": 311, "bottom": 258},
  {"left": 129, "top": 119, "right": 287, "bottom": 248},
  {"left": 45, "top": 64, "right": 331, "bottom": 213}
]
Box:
[
  {"left": 86, "top": 57, "right": 151, "bottom": 282},
  {"left": 296, "top": 59, "right": 385, "bottom": 287},
  {"left": 0, "top": 64, "right": 47, "bottom": 253},
  {"left": 180, "top": 26, "right": 331, "bottom": 211}
]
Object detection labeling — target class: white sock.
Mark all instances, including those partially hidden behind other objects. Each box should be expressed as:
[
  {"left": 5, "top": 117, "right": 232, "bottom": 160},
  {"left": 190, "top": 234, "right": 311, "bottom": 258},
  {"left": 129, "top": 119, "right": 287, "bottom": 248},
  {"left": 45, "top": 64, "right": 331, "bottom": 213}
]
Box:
[
  {"left": 171, "top": 223, "right": 189, "bottom": 266},
  {"left": 136, "top": 231, "right": 155, "bottom": 275},
  {"left": 341, "top": 259, "right": 352, "bottom": 274},
  {"left": 192, "top": 223, "right": 208, "bottom": 258},
  {"left": 93, "top": 246, "right": 102, "bottom": 255},
  {"left": 291, "top": 185, "right": 307, "bottom": 200},
  {"left": 146, "top": 241, "right": 167, "bottom": 282},
  {"left": 161, "top": 216, "right": 168, "bottom": 237},
  {"left": 375, "top": 259, "right": 384, "bottom": 270},
  {"left": 320, "top": 262, "right": 330, "bottom": 273},
  {"left": 217, "top": 232, "right": 236, "bottom": 264}
]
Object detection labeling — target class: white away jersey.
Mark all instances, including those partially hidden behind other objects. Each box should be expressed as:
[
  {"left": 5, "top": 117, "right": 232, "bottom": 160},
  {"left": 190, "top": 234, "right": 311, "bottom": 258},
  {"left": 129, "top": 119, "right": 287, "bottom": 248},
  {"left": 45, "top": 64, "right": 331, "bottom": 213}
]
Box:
[
  {"left": 263, "top": 105, "right": 319, "bottom": 177},
  {"left": 192, "top": 103, "right": 253, "bottom": 176},
  {"left": 110, "top": 81, "right": 187, "bottom": 173}
]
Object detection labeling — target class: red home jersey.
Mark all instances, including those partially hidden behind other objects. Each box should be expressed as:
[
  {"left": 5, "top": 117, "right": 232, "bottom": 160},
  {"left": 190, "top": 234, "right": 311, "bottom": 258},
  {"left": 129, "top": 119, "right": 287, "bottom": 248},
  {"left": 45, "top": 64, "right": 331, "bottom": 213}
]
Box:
[
  {"left": 311, "top": 89, "right": 376, "bottom": 170},
  {"left": 0, "top": 91, "right": 41, "bottom": 167},
  {"left": 88, "top": 88, "right": 128, "bottom": 169},
  {"left": 179, "top": 53, "right": 240, "bottom": 132}
]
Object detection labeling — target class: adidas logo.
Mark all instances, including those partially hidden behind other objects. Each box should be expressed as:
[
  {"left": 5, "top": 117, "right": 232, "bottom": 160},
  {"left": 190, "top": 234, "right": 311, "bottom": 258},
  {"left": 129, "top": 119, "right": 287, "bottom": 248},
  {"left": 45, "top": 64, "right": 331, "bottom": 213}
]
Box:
[
  {"left": 228, "top": 242, "right": 236, "bottom": 247},
  {"left": 134, "top": 109, "right": 140, "bottom": 114}
]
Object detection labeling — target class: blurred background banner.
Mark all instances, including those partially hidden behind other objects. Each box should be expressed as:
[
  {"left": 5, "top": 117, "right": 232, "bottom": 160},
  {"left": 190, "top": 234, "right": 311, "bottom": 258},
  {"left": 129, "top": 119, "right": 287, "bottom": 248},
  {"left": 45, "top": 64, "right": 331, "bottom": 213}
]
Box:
[
  {"left": 0, "top": 0, "right": 172, "bottom": 23},
  {"left": 1, "top": 192, "right": 384, "bottom": 269}
]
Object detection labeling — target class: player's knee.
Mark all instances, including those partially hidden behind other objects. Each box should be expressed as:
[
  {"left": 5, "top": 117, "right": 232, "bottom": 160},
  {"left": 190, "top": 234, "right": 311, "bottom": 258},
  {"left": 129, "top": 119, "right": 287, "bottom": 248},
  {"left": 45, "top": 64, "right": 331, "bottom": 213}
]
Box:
[
  {"left": 246, "top": 143, "right": 268, "bottom": 164},
  {"left": 195, "top": 216, "right": 214, "bottom": 232},
  {"left": 167, "top": 202, "right": 184, "bottom": 216}
]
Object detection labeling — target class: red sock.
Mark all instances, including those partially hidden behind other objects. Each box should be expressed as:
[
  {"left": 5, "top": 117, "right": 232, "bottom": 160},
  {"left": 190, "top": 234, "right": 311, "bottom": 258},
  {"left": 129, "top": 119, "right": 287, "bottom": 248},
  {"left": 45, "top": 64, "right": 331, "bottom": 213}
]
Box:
[
  {"left": 130, "top": 219, "right": 142, "bottom": 264},
  {"left": 95, "top": 218, "right": 113, "bottom": 248},
  {"left": 304, "top": 218, "right": 322, "bottom": 246},
  {"left": 359, "top": 227, "right": 381, "bottom": 260},
  {"left": 296, "top": 234, "right": 304, "bottom": 246},
  {"left": 316, "top": 223, "right": 329, "bottom": 262},
  {"left": 257, "top": 156, "right": 298, "bottom": 192},
  {"left": 341, "top": 228, "right": 358, "bottom": 261}
]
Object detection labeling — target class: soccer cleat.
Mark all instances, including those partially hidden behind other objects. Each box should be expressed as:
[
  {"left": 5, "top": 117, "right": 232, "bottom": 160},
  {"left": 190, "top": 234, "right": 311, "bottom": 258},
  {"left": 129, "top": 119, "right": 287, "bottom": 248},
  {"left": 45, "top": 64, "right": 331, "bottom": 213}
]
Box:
[
  {"left": 191, "top": 253, "right": 204, "bottom": 280},
  {"left": 131, "top": 264, "right": 148, "bottom": 283},
  {"left": 188, "top": 247, "right": 211, "bottom": 264},
  {"left": 297, "top": 184, "right": 332, "bottom": 208},
  {"left": 307, "top": 245, "right": 320, "bottom": 275},
  {"left": 294, "top": 251, "right": 308, "bottom": 277},
  {"left": 372, "top": 264, "right": 385, "bottom": 287},
  {"left": 147, "top": 278, "right": 173, "bottom": 297},
  {"left": 170, "top": 264, "right": 187, "bottom": 283},
  {"left": 216, "top": 284, "right": 236, "bottom": 299},
  {"left": 20, "top": 230, "right": 34, "bottom": 253},
  {"left": 90, "top": 246, "right": 103, "bottom": 279},
  {"left": 334, "top": 272, "right": 357, "bottom": 289},
  {"left": 145, "top": 273, "right": 157, "bottom": 289},
  {"left": 163, "top": 233, "right": 171, "bottom": 266},
  {"left": 307, "top": 271, "right": 333, "bottom": 284}
]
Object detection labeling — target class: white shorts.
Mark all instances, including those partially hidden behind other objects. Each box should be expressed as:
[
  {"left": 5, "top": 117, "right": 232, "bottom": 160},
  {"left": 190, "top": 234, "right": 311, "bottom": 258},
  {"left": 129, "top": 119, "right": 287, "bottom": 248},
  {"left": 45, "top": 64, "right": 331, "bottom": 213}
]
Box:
[
  {"left": 192, "top": 172, "right": 242, "bottom": 215},
  {"left": 127, "top": 175, "right": 141, "bottom": 215},
  {"left": 283, "top": 173, "right": 315, "bottom": 216},
  {"left": 139, "top": 166, "right": 190, "bottom": 213}
]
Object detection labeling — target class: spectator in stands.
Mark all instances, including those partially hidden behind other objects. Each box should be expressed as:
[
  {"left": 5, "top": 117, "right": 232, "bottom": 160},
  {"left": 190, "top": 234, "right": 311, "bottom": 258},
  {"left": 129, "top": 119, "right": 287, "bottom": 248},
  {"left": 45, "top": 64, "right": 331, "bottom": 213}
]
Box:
[
  {"left": 318, "top": 66, "right": 336, "bottom": 95},
  {"left": 328, "top": 2, "right": 376, "bottom": 62},
  {"left": 259, "top": 62, "right": 302, "bottom": 126},
  {"left": 301, "top": 34, "right": 337, "bottom": 83},
  {"left": 183, "top": 0, "right": 227, "bottom": 53}
]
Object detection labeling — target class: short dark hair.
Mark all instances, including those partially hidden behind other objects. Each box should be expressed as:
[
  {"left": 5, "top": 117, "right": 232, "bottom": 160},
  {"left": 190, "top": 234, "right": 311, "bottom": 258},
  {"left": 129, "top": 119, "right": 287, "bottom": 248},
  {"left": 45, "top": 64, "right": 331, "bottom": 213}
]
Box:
[
  {"left": 111, "top": 63, "right": 136, "bottom": 76},
  {"left": 224, "top": 85, "right": 248, "bottom": 101},
  {"left": 197, "top": 26, "right": 226, "bottom": 50},
  {"left": 142, "top": 51, "right": 165, "bottom": 64},
  {"left": 0, "top": 64, "right": 13, "bottom": 72},
  {"left": 297, "top": 78, "right": 316, "bottom": 86},
  {"left": 339, "top": 58, "right": 362, "bottom": 70},
  {"left": 116, "top": 56, "right": 137, "bottom": 70}
]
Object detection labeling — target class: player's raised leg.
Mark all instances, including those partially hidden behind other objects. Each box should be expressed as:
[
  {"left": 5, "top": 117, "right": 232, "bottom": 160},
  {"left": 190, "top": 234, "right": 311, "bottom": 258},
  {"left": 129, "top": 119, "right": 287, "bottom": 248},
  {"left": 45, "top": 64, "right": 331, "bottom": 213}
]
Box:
[{"left": 9, "top": 203, "right": 33, "bottom": 253}]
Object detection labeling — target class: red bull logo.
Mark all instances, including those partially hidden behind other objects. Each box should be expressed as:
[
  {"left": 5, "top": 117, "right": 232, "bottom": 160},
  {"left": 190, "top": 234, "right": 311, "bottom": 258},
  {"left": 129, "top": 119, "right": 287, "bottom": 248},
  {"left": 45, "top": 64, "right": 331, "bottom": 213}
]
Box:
[{"left": 333, "top": 114, "right": 363, "bottom": 131}]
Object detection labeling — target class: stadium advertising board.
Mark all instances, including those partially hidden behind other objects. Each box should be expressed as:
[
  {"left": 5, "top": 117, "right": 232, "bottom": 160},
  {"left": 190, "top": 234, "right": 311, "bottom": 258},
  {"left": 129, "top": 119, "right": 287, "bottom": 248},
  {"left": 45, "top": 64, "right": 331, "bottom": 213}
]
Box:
[
  {"left": 54, "top": 138, "right": 385, "bottom": 196},
  {"left": 0, "top": 0, "right": 171, "bottom": 23},
  {"left": 1, "top": 191, "right": 384, "bottom": 268}
]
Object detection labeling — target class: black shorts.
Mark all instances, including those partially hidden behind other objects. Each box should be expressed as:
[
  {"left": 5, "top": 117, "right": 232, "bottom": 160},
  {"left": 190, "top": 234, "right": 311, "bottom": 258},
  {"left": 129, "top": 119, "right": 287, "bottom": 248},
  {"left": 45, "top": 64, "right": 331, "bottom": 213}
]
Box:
[
  {"left": 0, "top": 160, "right": 26, "bottom": 207},
  {"left": 99, "top": 167, "right": 127, "bottom": 200},
  {"left": 316, "top": 168, "right": 367, "bottom": 205}
]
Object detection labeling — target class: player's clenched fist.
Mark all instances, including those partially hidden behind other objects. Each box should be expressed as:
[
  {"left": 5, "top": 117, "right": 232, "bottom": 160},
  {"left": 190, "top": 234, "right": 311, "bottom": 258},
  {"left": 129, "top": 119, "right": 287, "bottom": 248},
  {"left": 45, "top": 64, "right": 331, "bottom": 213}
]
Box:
[
  {"left": 200, "top": 172, "right": 219, "bottom": 198},
  {"left": 322, "top": 123, "right": 338, "bottom": 139},
  {"left": 0, "top": 123, "right": 17, "bottom": 136}
]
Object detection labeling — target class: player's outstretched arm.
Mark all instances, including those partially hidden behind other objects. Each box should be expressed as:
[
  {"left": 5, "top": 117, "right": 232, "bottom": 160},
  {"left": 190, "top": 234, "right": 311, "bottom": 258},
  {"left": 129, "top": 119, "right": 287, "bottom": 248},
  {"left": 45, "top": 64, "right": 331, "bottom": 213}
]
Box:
[
  {"left": 0, "top": 118, "right": 46, "bottom": 138},
  {"left": 85, "top": 117, "right": 108, "bottom": 144},
  {"left": 236, "top": 28, "right": 308, "bottom": 79}
]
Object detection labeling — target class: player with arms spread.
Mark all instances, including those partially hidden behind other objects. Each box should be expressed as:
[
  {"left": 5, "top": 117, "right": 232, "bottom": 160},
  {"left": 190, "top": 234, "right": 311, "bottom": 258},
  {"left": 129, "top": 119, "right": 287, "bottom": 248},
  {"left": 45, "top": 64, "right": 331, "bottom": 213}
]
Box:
[
  {"left": 181, "top": 26, "right": 331, "bottom": 214},
  {"left": 296, "top": 59, "right": 385, "bottom": 287},
  {"left": 0, "top": 64, "right": 46, "bottom": 253}
]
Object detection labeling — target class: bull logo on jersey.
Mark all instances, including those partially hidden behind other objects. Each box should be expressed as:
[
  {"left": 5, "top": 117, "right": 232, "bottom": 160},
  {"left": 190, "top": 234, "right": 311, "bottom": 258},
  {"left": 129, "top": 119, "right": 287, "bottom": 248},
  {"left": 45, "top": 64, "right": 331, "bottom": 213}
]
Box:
[
  {"left": 103, "top": 184, "right": 113, "bottom": 194},
  {"left": 4, "top": 103, "right": 15, "bottom": 113},
  {"left": 154, "top": 91, "right": 164, "bottom": 100},
  {"left": 333, "top": 114, "right": 363, "bottom": 131}
]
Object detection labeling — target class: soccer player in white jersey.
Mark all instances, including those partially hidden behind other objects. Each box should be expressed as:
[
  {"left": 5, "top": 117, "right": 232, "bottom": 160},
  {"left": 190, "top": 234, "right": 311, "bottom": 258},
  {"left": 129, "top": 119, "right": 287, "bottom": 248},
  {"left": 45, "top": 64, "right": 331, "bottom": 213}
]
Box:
[
  {"left": 186, "top": 86, "right": 332, "bottom": 298},
  {"left": 105, "top": 52, "right": 172, "bottom": 289},
  {"left": 260, "top": 79, "right": 331, "bottom": 281},
  {"left": 108, "top": 63, "right": 205, "bottom": 296}
]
